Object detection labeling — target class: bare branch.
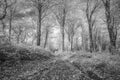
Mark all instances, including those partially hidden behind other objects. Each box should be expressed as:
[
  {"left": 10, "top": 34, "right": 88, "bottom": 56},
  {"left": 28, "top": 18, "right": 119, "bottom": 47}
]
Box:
[
  {"left": 90, "top": 0, "right": 100, "bottom": 20},
  {"left": 0, "top": 0, "right": 7, "bottom": 20}
]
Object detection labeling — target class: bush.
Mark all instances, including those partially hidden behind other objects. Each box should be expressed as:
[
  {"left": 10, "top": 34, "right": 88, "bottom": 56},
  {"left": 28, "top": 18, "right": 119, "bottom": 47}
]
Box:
[
  {"left": 0, "top": 51, "right": 8, "bottom": 63},
  {"left": 0, "top": 43, "right": 54, "bottom": 65},
  {"left": 0, "top": 44, "right": 13, "bottom": 63}
]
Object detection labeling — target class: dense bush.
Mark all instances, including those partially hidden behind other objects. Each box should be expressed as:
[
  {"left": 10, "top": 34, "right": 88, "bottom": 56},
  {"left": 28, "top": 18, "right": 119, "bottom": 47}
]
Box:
[{"left": 0, "top": 44, "right": 54, "bottom": 65}]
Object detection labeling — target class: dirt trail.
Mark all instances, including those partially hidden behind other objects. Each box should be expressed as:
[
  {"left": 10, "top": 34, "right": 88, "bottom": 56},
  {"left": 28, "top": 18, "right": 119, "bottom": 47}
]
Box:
[
  {"left": 0, "top": 52, "right": 94, "bottom": 80},
  {"left": 1, "top": 45, "right": 120, "bottom": 80}
]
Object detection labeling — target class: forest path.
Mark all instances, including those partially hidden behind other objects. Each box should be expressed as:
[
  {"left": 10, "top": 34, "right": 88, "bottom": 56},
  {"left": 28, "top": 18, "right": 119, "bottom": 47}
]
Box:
[
  {"left": 1, "top": 58, "right": 88, "bottom": 80},
  {"left": 0, "top": 44, "right": 84, "bottom": 80},
  {"left": 1, "top": 44, "right": 120, "bottom": 80}
]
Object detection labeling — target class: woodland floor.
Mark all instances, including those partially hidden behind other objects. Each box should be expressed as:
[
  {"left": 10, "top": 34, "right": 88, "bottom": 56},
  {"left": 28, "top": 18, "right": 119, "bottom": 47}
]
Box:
[{"left": 0, "top": 44, "right": 120, "bottom": 80}]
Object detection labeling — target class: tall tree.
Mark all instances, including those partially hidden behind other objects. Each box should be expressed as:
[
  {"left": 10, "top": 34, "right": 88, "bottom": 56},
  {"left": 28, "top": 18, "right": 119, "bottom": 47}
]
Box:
[
  {"left": 52, "top": 0, "right": 70, "bottom": 51},
  {"left": 12, "top": 25, "right": 23, "bottom": 44},
  {"left": 102, "top": 0, "right": 118, "bottom": 52},
  {"left": 85, "top": 0, "right": 101, "bottom": 52},
  {"left": 31, "top": 0, "right": 54, "bottom": 46},
  {"left": 65, "top": 18, "right": 80, "bottom": 51},
  {"left": 92, "top": 24, "right": 102, "bottom": 52},
  {"left": 80, "top": 22, "right": 88, "bottom": 51},
  {"left": 7, "top": 0, "right": 17, "bottom": 42},
  {"left": 43, "top": 24, "right": 52, "bottom": 48}
]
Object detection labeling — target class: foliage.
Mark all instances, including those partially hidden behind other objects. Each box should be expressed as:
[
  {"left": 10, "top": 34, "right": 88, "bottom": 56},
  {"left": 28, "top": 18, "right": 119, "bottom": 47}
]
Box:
[{"left": 0, "top": 43, "right": 54, "bottom": 65}]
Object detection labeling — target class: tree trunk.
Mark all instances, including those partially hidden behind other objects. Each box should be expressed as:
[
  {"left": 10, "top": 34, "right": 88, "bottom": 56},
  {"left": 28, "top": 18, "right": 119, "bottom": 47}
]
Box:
[
  {"left": 1, "top": 20, "right": 6, "bottom": 35},
  {"left": 17, "top": 36, "right": 20, "bottom": 44},
  {"left": 81, "top": 31, "right": 86, "bottom": 51},
  {"left": 89, "top": 23, "right": 94, "bottom": 53},
  {"left": 97, "top": 34, "right": 102, "bottom": 52},
  {"left": 9, "top": 12, "right": 12, "bottom": 42},
  {"left": 98, "top": 44, "right": 102, "bottom": 52},
  {"left": 70, "top": 37, "right": 73, "bottom": 51},
  {"left": 108, "top": 28, "right": 117, "bottom": 52},
  {"left": 103, "top": 0, "right": 117, "bottom": 52},
  {"left": 37, "top": 7, "right": 42, "bottom": 46},
  {"left": 61, "top": 8, "right": 66, "bottom": 51},
  {"left": 61, "top": 26, "right": 65, "bottom": 51},
  {"left": 44, "top": 30, "right": 48, "bottom": 48}
]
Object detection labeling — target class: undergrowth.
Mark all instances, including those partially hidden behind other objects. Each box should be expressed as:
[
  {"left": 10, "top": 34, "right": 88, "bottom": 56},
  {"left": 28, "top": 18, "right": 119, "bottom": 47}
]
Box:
[{"left": 0, "top": 44, "right": 120, "bottom": 80}]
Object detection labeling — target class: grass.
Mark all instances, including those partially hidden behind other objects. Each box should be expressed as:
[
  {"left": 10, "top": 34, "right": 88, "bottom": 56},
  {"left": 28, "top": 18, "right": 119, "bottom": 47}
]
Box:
[
  {"left": 0, "top": 44, "right": 120, "bottom": 80},
  {"left": 68, "top": 51, "right": 120, "bottom": 80}
]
